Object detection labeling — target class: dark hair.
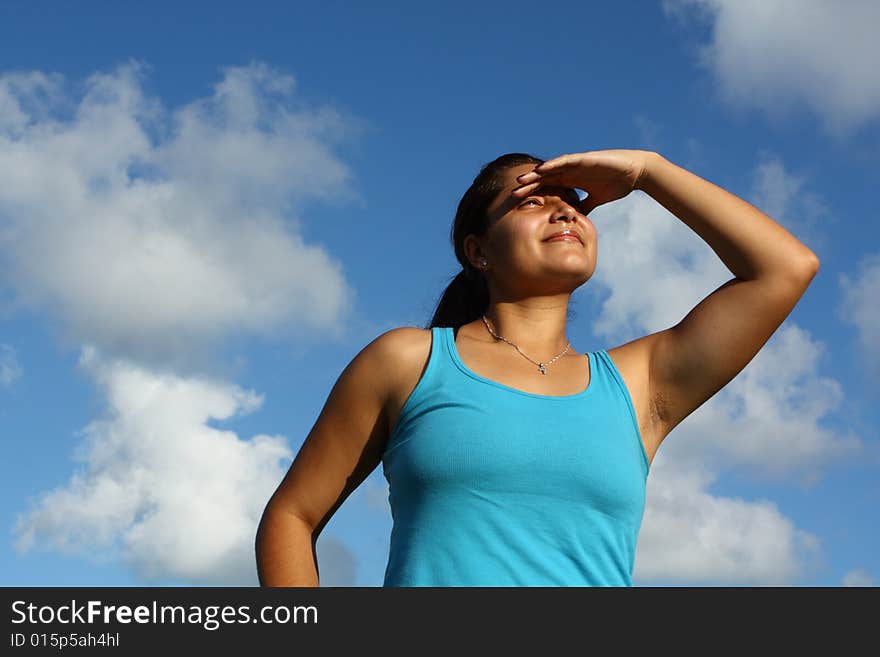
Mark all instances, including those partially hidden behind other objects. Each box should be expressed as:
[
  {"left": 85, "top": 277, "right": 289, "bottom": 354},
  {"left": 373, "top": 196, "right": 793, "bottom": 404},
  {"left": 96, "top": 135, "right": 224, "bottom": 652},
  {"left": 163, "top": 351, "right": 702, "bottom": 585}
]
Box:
[{"left": 425, "top": 152, "right": 545, "bottom": 331}]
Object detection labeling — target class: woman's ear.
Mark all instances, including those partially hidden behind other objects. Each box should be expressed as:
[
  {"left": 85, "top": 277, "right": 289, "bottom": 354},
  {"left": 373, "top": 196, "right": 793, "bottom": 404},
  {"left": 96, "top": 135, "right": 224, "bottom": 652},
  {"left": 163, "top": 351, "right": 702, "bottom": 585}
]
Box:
[{"left": 463, "top": 234, "right": 483, "bottom": 268}]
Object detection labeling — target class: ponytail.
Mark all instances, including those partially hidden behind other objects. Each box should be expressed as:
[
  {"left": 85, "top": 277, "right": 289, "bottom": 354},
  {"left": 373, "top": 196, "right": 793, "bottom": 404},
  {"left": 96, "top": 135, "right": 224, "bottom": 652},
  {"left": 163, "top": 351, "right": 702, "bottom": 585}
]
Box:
[{"left": 425, "top": 267, "right": 490, "bottom": 331}]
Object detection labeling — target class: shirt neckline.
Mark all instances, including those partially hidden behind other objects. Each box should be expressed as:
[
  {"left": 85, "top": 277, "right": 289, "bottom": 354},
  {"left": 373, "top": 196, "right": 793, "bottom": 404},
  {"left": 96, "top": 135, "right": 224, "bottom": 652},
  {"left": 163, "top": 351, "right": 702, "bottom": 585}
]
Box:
[{"left": 444, "top": 326, "right": 596, "bottom": 401}]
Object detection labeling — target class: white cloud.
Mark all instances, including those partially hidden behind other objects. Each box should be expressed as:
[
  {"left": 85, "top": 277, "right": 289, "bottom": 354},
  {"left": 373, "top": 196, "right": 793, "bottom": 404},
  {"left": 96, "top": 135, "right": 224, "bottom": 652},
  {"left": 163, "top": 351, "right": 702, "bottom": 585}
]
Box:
[
  {"left": 13, "top": 346, "right": 292, "bottom": 584},
  {"left": 838, "top": 253, "right": 880, "bottom": 382},
  {"left": 663, "top": 0, "right": 880, "bottom": 136},
  {"left": 588, "top": 153, "right": 861, "bottom": 582},
  {"left": 5, "top": 61, "right": 369, "bottom": 585},
  {"left": 841, "top": 568, "right": 875, "bottom": 587},
  {"left": 0, "top": 60, "right": 363, "bottom": 369},
  {"left": 0, "top": 343, "right": 22, "bottom": 387},
  {"left": 0, "top": 70, "right": 67, "bottom": 136},
  {"left": 592, "top": 191, "right": 726, "bottom": 338},
  {"left": 635, "top": 457, "right": 820, "bottom": 584},
  {"left": 661, "top": 323, "right": 861, "bottom": 480}
]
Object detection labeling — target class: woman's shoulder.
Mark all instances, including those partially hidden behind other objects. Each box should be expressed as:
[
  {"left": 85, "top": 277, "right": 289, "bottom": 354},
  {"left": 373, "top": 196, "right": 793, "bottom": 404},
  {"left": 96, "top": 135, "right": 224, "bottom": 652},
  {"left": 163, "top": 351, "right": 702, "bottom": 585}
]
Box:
[
  {"left": 339, "top": 327, "right": 433, "bottom": 397},
  {"left": 368, "top": 326, "right": 434, "bottom": 373},
  {"left": 367, "top": 327, "right": 436, "bottom": 436},
  {"left": 370, "top": 325, "right": 433, "bottom": 348}
]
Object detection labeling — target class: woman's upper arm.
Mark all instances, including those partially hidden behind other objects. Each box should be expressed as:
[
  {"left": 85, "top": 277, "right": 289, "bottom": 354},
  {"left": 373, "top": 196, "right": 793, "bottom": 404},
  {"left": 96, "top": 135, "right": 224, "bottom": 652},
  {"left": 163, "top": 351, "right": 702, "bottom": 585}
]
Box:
[{"left": 264, "top": 328, "right": 409, "bottom": 537}]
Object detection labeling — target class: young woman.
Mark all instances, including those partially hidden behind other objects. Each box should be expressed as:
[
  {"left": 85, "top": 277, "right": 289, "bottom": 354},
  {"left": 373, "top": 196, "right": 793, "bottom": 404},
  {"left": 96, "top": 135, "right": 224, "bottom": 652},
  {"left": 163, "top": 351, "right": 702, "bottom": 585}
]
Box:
[{"left": 255, "top": 149, "right": 820, "bottom": 586}]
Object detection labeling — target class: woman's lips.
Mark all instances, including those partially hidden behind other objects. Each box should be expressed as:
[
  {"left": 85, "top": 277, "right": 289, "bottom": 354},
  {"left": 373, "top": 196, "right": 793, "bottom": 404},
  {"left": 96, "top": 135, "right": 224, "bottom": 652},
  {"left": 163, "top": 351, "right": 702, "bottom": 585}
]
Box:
[{"left": 544, "top": 235, "right": 582, "bottom": 244}]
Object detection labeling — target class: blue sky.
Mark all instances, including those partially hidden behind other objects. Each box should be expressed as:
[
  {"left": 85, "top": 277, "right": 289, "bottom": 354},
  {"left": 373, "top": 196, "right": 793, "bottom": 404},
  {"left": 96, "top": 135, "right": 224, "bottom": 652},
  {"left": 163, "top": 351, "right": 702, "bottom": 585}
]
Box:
[{"left": 1, "top": 0, "right": 877, "bottom": 587}]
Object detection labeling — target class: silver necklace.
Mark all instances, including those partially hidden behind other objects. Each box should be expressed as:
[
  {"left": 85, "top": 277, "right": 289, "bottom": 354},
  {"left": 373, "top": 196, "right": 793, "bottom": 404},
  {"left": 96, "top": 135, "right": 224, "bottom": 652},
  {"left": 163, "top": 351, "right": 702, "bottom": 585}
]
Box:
[{"left": 480, "top": 314, "right": 571, "bottom": 375}]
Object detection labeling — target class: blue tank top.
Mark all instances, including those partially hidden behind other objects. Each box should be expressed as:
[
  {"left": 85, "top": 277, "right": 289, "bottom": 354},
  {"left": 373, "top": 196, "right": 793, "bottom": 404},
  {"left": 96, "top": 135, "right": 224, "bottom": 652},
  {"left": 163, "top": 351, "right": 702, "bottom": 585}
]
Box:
[{"left": 381, "top": 326, "right": 650, "bottom": 587}]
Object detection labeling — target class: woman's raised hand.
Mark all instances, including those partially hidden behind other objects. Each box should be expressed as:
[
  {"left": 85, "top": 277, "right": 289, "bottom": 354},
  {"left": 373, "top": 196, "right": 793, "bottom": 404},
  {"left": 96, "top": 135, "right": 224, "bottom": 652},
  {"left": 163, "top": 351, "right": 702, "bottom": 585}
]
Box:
[{"left": 513, "top": 149, "right": 656, "bottom": 215}]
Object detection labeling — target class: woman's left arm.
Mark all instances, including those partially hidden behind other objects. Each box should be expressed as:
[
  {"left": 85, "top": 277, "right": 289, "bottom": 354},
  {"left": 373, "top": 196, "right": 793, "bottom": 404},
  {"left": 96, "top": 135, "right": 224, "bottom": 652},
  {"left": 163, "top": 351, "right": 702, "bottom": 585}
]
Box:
[{"left": 635, "top": 152, "right": 820, "bottom": 438}]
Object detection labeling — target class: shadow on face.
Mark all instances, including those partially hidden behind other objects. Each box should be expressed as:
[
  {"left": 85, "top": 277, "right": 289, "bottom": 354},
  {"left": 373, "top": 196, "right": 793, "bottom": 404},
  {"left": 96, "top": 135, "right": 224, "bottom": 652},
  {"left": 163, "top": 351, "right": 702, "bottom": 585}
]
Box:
[{"left": 486, "top": 164, "right": 584, "bottom": 227}]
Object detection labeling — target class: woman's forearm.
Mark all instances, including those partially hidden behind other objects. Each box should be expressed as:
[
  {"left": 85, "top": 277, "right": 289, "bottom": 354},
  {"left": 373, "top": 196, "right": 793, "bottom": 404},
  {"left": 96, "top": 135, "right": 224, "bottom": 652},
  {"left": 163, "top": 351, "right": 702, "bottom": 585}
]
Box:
[
  {"left": 637, "top": 152, "right": 820, "bottom": 281},
  {"left": 255, "top": 506, "right": 320, "bottom": 587}
]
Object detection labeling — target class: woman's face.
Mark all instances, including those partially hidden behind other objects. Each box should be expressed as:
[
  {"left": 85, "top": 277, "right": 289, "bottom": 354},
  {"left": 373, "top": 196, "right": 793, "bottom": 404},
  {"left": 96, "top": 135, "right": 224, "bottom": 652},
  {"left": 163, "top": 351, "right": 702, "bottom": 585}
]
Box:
[{"left": 466, "top": 163, "right": 598, "bottom": 296}]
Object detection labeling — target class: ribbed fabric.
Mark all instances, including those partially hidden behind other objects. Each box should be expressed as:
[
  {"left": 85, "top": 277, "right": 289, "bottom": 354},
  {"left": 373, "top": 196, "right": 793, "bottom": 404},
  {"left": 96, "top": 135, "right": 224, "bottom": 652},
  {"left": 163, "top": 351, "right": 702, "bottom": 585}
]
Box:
[{"left": 381, "top": 326, "right": 650, "bottom": 587}]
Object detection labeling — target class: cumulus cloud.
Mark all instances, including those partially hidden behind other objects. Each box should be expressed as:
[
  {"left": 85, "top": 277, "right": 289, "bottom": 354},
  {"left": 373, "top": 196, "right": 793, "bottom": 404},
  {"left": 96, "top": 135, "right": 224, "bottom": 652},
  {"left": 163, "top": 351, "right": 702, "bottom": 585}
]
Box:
[
  {"left": 0, "top": 60, "right": 363, "bottom": 370},
  {"left": 838, "top": 253, "right": 880, "bottom": 382},
  {"left": 588, "top": 152, "right": 862, "bottom": 582},
  {"left": 635, "top": 458, "right": 820, "bottom": 584},
  {"left": 5, "top": 61, "right": 369, "bottom": 585},
  {"left": 13, "top": 346, "right": 291, "bottom": 585},
  {"left": 649, "top": 323, "right": 860, "bottom": 486},
  {"left": 591, "top": 190, "right": 726, "bottom": 338},
  {"left": 662, "top": 0, "right": 880, "bottom": 136}
]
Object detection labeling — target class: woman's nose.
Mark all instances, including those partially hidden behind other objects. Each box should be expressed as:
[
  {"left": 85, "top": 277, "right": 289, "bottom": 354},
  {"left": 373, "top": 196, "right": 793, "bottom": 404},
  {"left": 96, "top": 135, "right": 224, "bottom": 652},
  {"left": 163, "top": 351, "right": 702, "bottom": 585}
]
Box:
[{"left": 552, "top": 209, "right": 578, "bottom": 223}]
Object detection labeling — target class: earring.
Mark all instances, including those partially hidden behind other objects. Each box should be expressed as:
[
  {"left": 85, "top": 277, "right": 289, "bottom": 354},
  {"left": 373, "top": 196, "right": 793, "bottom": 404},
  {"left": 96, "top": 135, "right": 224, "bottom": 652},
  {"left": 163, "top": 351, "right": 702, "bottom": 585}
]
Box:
[{"left": 480, "top": 258, "right": 488, "bottom": 268}]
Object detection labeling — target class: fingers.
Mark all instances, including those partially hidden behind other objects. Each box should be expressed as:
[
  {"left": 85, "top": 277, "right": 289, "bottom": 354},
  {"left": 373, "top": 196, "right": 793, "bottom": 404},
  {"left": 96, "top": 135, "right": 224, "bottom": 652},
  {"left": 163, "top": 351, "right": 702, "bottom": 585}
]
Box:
[
  {"left": 517, "top": 163, "right": 564, "bottom": 184},
  {"left": 517, "top": 154, "right": 574, "bottom": 182},
  {"left": 515, "top": 170, "right": 541, "bottom": 184},
  {"left": 516, "top": 167, "right": 565, "bottom": 186},
  {"left": 534, "top": 153, "right": 582, "bottom": 173},
  {"left": 511, "top": 180, "right": 542, "bottom": 196}
]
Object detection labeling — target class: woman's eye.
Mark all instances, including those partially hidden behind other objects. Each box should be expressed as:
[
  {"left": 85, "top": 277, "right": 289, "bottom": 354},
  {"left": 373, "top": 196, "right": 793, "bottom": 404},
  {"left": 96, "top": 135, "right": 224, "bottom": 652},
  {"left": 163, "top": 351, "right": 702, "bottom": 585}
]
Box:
[{"left": 521, "top": 198, "right": 541, "bottom": 207}]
